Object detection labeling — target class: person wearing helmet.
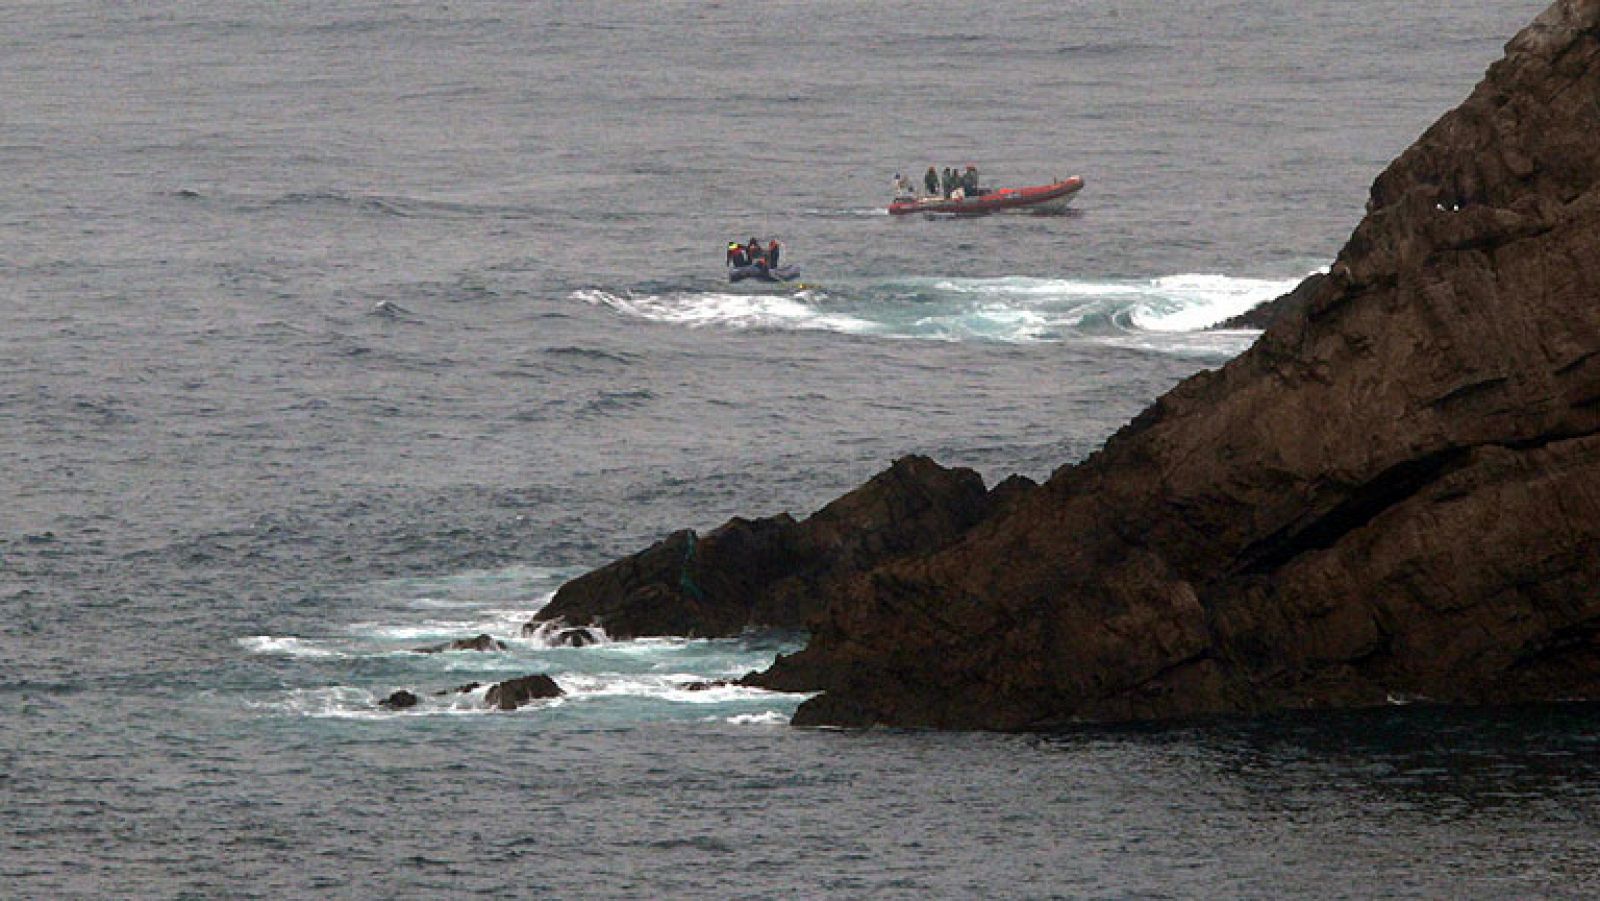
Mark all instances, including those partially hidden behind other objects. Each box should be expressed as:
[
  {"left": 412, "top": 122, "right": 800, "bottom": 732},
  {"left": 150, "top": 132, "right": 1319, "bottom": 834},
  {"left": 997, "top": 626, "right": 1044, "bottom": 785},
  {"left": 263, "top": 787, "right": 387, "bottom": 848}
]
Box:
[{"left": 727, "top": 241, "right": 747, "bottom": 268}]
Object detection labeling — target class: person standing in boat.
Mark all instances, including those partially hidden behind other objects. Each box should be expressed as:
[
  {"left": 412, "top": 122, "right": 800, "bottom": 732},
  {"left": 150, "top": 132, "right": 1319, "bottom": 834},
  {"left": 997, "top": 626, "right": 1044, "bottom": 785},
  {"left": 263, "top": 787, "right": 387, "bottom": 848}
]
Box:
[
  {"left": 746, "top": 237, "right": 766, "bottom": 270},
  {"left": 727, "top": 241, "right": 747, "bottom": 268},
  {"left": 767, "top": 239, "right": 780, "bottom": 269},
  {"left": 923, "top": 166, "right": 939, "bottom": 197},
  {"left": 962, "top": 165, "right": 979, "bottom": 197},
  {"left": 940, "top": 167, "right": 955, "bottom": 198}
]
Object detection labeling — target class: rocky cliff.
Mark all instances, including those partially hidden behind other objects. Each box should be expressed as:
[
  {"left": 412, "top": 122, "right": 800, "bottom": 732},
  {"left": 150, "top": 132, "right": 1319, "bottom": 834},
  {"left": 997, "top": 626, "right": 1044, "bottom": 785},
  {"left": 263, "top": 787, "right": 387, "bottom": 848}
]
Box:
[
  {"left": 546, "top": 0, "right": 1600, "bottom": 730},
  {"left": 749, "top": 0, "right": 1600, "bottom": 728}
]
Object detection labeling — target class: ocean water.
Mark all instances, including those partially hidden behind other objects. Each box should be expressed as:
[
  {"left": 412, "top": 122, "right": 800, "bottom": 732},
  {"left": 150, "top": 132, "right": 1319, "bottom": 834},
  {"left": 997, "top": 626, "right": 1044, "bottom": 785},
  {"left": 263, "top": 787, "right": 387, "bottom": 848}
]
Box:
[{"left": 5, "top": 1, "right": 1597, "bottom": 897}]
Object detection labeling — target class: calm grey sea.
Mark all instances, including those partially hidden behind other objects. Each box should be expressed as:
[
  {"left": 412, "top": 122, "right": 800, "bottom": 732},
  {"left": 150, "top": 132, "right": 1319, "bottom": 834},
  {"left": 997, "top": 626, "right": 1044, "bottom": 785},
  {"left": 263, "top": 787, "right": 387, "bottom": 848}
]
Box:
[{"left": 5, "top": 1, "right": 1596, "bottom": 897}]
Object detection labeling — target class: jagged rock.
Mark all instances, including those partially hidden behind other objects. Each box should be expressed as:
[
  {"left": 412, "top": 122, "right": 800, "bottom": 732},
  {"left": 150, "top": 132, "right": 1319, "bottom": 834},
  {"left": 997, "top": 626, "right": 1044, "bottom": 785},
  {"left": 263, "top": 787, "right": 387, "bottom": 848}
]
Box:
[
  {"left": 433, "top": 682, "right": 483, "bottom": 696},
  {"left": 528, "top": 455, "right": 995, "bottom": 638},
  {"left": 485, "top": 674, "right": 564, "bottom": 711},
  {"left": 378, "top": 690, "right": 418, "bottom": 710},
  {"left": 680, "top": 679, "right": 734, "bottom": 691},
  {"left": 411, "top": 633, "right": 507, "bottom": 654},
  {"left": 749, "top": 1, "right": 1600, "bottom": 729}
]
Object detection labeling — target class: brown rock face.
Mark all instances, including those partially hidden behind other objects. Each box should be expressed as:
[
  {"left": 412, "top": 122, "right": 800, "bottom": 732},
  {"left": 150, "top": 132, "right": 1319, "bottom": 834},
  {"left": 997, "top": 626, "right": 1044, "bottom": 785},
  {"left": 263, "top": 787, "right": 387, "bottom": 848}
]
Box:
[
  {"left": 751, "top": 0, "right": 1600, "bottom": 729},
  {"left": 529, "top": 455, "right": 1005, "bottom": 638}
]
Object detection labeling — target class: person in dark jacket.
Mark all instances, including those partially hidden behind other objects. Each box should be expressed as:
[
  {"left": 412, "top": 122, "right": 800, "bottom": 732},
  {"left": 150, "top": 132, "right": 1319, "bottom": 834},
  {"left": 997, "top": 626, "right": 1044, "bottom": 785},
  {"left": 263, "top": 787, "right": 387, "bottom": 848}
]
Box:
[
  {"left": 924, "top": 166, "right": 939, "bottom": 197},
  {"left": 746, "top": 237, "right": 765, "bottom": 269},
  {"left": 941, "top": 167, "right": 955, "bottom": 198},
  {"left": 962, "top": 165, "right": 979, "bottom": 197},
  {"left": 767, "top": 239, "right": 780, "bottom": 269}
]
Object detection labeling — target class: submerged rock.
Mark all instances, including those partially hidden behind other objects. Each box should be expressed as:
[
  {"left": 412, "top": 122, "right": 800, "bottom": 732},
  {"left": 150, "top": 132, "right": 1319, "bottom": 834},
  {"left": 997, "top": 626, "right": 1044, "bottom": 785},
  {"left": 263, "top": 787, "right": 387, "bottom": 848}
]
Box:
[
  {"left": 748, "top": 0, "right": 1600, "bottom": 729},
  {"left": 411, "top": 633, "right": 507, "bottom": 654},
  {"left": 378, "top": 690, "right": 419, "bottom": 710},
  {"left": 528, "top": 455, "right": 1000, "bottom": 638},
  {"left": 485, "top": 675, "right": 564, "bottom": 711}
]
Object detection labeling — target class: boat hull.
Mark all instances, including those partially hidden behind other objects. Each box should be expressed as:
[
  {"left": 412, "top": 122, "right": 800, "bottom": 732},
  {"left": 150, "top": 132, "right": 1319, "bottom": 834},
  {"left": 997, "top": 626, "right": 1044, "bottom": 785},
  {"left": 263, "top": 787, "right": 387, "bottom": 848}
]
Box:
[
  {"left": 729, "top": 264, "right": 801, "bottom": 283},
  {"left": 888, "top": 176, "right": 1084, "bottom": 216}
]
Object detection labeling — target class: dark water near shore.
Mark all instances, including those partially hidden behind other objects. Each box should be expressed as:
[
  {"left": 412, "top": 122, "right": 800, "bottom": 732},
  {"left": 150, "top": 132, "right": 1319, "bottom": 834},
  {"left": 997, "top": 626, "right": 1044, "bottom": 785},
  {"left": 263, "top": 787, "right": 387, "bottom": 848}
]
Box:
[{"left": 6, "top": 1, "right": 1597, "bottom": 897}]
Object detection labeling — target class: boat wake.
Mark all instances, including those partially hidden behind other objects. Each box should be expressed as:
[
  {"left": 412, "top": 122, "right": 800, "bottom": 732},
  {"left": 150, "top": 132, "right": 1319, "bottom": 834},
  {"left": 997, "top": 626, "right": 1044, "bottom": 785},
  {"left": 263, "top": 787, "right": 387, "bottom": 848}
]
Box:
[{"left": 574, "top": 271, "right": 1316, "bottom": 358}]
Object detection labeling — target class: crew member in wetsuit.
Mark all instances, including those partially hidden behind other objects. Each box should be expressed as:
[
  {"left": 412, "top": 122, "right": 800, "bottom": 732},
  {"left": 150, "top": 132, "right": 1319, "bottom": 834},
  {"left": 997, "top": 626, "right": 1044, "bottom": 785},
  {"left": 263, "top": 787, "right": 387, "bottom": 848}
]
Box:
[
  {"left": 767, "top": 239, "right": 780, "bottom": 269},
  {"left": 747, "top": 237, "right": 766, "bottom": 270},
  {"left": 727, "top": 241, "right": 747, "bottom": 267}
]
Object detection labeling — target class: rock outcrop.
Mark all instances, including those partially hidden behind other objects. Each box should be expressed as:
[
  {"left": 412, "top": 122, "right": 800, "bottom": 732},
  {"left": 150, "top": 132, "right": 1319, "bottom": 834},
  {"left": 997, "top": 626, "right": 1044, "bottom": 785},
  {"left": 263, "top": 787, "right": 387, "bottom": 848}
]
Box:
[
  {"left": 528, "top": 455, "right": 1006, "bottom": 638},
  {"left": 411, "top": 633, "right": 508, "bottom": 654},
  {"left": 743, "top": 0, "right": 1600, "bottom": 729},
  {"left": 485, "top": 675, "right": 564, "bottom": 711},
  {"left": 378, "top": 689, "right": 419, "bottom": 710}
]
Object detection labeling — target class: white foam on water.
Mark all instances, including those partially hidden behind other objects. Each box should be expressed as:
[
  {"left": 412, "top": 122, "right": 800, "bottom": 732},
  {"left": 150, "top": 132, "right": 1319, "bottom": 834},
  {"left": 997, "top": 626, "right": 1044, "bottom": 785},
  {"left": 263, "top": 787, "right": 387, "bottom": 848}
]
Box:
[
  {"left": 575, "top": 288, "right": 876, "bottom": 335},
  {"left": 251, "top": 685, "right": 381, "bottom": 718},
  {"left": 346, "top": 620, "right": 484, "bottom": 641},
  {"left": 1128, "top": 273, "right": 1308, "bottom": 332},
  {"left": 930, "top": 276, "right": 1144, "bottom": 298},
  {"left": 253, "top": 682, "right": 569, "bottom": 719},
  {"left": 347, "top": 607, "right": 542, "bottom": 643},
  {"left": 238, "top": 635, "right": 343, "bottom": 658},
  {"left": 554, "top": 671, "right": 785, "bottom": 704},
  {"left": 719, "top": 711, "right": 790, "bottom": 726},
  {"left": 576, "top": 270, "right": 1318, "bottom": 351},
  {"left": 515, "top": 620, "right": 614, "bottom": 649}
]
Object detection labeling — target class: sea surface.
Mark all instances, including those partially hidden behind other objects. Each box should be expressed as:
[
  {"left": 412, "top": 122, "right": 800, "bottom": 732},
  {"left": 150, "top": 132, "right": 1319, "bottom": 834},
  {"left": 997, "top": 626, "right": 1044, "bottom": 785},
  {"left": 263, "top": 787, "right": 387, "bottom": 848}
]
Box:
[{"left": 5, "top": 1, "right": 1596, "bottom": 897}]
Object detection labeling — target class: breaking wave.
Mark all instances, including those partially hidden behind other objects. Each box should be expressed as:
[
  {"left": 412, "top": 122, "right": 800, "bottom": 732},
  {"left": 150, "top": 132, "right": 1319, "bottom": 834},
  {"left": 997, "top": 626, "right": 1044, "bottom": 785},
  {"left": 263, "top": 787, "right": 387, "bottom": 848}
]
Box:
[
  {"left": 574, "top": 271, "right": 1314, "bottom": 356},
  {"left": 239, "top": 564, "right": 804, "bottom": 724}
]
